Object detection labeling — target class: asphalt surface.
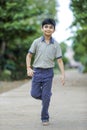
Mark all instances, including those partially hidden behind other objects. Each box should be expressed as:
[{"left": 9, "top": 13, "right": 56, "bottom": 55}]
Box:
[{"left": 0, "top": 70, "right": 87, "bottom": 130}]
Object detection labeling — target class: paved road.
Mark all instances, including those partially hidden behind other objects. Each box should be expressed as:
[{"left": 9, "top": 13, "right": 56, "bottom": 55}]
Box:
[{"left": 0, "top": 70, "right": 87, "bottom": 130}]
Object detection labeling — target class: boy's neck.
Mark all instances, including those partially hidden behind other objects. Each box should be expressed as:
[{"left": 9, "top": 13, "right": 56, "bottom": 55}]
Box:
[{"left": 44, "top": 35, "right": 51, "bottom": 44}]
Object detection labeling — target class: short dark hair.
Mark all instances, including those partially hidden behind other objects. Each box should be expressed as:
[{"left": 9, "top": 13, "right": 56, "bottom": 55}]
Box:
[{"left": 42, "top": 18, "right": 56, "bottom": 29}]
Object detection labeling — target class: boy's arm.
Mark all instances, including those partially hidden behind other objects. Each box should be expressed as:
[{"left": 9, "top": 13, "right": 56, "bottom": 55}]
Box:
[
  {"left": 57, "top": 58, "right": 65, "bottom": 85},
  {"left": 26, "top": 53, "right": 34, "bottom": 77}
]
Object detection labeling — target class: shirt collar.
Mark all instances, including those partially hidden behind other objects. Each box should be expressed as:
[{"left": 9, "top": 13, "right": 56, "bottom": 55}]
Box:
[{"left": 41, "top": 36, "right": 54, "bottom": 44}]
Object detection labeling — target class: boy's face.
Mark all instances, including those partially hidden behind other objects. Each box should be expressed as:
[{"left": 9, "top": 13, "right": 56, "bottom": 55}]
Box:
[{"left": 42, "top": 24, "right": 55, "bottom": 36}]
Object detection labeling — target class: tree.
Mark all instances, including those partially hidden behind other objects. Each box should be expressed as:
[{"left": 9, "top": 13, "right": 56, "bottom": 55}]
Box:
[
  {"left": 70, "top": 0, "right": 87, "bottom": 72},
  {"left": 0, "top": 0, "right": 57, "bottom": 80}
]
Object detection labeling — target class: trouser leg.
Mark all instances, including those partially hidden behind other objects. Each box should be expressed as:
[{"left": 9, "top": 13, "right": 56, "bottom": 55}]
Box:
[
  {"left": 41, "top": 78, "right": 53, "bottom": 121},
  {"left": 30, "top": 68, "right": 53, "bottom": 121},
  {"left": 31, "top": 76, "right": 42, "bottom": 100}
]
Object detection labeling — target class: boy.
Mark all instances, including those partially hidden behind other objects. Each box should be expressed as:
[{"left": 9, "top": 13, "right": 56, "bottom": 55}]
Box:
[{"left": 26, "top": 18, "right": 65, "bottom": 125}]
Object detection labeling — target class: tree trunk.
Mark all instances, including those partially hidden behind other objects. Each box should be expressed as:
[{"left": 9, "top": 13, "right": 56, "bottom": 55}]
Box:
[{"left": 0, "top": 40, "right": 6, "bottom": 56}]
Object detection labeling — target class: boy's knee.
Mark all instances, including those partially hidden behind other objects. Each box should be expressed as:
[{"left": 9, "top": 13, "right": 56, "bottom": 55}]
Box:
[
  {"left": 31, "top": 92, "right": 41, "bottom": 100},
  {"left": 31, "top": 92, "right": 36, "bottom": 98}
]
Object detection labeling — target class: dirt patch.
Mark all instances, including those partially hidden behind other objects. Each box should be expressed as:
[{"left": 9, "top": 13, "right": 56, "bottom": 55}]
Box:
[{"left": 0, "top": 79, "right": 29, "bottom": 94}]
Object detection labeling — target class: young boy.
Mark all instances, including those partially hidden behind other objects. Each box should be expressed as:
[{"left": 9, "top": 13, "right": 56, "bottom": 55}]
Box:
[{"left": 26, "top": 18, "right": 65, "bottom": 125}]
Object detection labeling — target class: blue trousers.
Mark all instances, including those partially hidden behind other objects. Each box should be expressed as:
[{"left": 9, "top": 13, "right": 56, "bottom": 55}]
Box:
[{"left": 31, "top": 68, "right": 54, "bottom": 121}]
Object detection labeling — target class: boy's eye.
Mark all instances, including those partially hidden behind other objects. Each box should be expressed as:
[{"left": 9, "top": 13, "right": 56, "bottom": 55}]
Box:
[{"left": 44, "top": 25, "right": 49, "bottom": 28}]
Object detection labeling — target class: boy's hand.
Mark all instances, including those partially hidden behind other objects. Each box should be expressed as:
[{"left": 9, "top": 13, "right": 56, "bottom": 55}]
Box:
[
  {"left": 27, "top": 68, "right": 35, "bottom": 77},
  {"left": 60, "top": 75, "right": 65, "bottom": 86}
]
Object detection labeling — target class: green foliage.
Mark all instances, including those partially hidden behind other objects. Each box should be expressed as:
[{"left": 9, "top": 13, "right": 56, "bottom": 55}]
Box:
[
  {"left": 70, "top": 0, "right": 87, "bottom": 72},
  {"left": 0, "top": 69, "right": 11, "bottom": 81},
  {"left": 60, "top": 42, "right": 67, "bottom": 55},
  {"left": 0, "top": 0, "right": 57, "bottom": 80},
  {"left": 70, "top": 0, "right": 87, "bottom": 26}
]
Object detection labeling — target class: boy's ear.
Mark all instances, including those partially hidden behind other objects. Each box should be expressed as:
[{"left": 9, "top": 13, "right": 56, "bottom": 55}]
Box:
[
  {"left": 52, "top": 29, "right": 55, "bottom": 34},
  {"left": 53, "top": 29, "right": 55, "bottom": 32}
]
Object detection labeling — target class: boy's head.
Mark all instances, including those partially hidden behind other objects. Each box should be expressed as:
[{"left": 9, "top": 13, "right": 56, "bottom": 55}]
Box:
[{"left": 42, "top": 18, "right": 56, "bottom": 30}]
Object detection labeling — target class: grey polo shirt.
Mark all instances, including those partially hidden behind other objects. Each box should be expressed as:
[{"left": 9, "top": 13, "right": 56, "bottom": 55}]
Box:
[{"left": 28, "top": 36, "right": 62, "bottom": 68}]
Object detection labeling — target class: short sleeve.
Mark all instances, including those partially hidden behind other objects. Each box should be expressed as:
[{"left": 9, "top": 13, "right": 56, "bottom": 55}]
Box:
[
  {"left": 55, "top": 43, "right": 62, "bottom": 59},
  {"left": 28, "top": 40, "right": 37, "bottom": 54}
]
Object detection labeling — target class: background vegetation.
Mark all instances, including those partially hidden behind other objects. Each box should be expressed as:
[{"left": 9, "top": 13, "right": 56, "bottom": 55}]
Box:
[
  {"left": 0, "top": 0, "right": 57, "bottom": 80},
  {"left": 70, "top": 0, "right": 87, "bottom": 72},
  {"left": 0, "top": 0, "right": 87, "bottom": 80}
]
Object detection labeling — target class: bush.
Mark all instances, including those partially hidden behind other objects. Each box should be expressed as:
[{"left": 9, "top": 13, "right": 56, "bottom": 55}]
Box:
[{"left": 0, "top": 69, "right": 11, "bottom": 81}]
